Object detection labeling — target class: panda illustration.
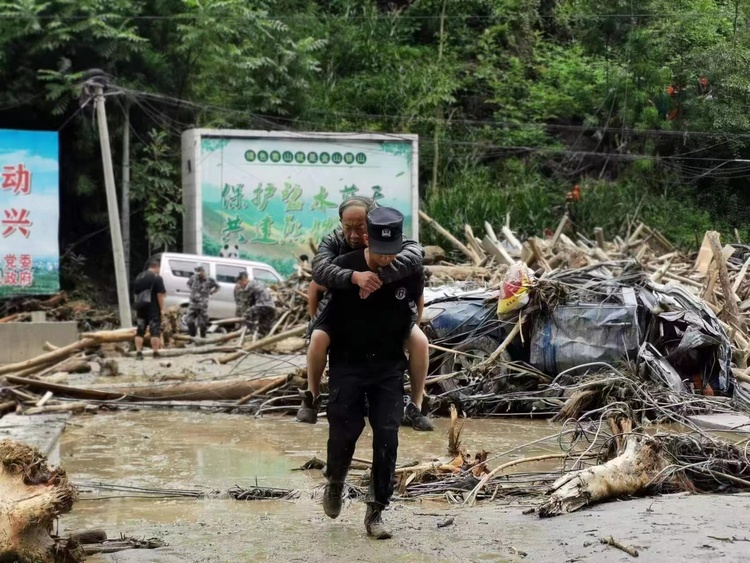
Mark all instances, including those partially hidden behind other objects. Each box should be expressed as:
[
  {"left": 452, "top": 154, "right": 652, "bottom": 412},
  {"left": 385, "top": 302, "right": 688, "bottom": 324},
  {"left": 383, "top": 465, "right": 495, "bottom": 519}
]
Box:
[{"left": 219, "top": 244, "right": 240, "bottom": 258}]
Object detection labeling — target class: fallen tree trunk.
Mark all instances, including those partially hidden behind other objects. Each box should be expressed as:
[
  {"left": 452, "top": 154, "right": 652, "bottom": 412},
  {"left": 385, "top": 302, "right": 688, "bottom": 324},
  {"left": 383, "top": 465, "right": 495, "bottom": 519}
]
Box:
[
  {"left": 419, "top": 210, "right": 481, "bottom": 264},
  {"left": 132, "top": 345, "right": 239, "bottom": 358},
  {"left": 424, "top": 265, "right": 491, "bottom": 280},
  {"left": 7, "top": 374, "right": 288, "bottom": 402},
  {"left": 0, "top": 339, "right": 96, "bottom": 377},
  {"left": 0, "top": 440, "right": 79, "bottom": 562},
  {"left": 243, "top": 325, "right": 306, "bottom": 352},
  {"left": 80, "top": 329, "right": 136, "bottom": 343},
  {"left": 538, "top": 435, "right": 669, "bottom": 517}
]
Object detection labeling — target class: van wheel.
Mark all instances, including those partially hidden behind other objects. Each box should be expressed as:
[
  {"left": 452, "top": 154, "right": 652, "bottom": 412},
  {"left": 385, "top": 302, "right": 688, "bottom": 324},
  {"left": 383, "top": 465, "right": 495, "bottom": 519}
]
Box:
[{"left": 178, "top": 308, "right": 189, "bottom": 333}]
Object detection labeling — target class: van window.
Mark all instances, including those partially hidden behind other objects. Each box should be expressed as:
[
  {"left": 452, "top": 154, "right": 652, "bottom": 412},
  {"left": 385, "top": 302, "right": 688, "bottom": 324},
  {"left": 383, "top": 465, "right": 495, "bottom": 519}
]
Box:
[
  {"left": 253, "top": 268, "right": 280, "bottom": 285},
  {"left": 216, "top": 263, "right": 247, "bottom": 284},
  {"left": 169, "top": 259, "right": 199, "bottom": 279}
]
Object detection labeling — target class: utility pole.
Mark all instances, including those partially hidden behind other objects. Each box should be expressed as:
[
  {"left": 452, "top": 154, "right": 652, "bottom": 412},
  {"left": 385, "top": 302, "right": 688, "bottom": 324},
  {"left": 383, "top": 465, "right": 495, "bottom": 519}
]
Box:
[
  {"left": 91, "top": 79, "right": 132, "bottom": 328},
  {"left": 121, "top": 99, "right": 131, "bottom": 279}
]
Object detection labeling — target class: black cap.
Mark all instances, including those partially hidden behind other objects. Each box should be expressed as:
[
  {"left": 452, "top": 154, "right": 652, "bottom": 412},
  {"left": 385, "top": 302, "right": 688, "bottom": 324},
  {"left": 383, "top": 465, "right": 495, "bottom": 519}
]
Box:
[
  {"left": 195, "top": 264, "right": 205, "bottom": 272},
  {"left": 367, "top": 207, "right": 404, "bottom": 255}
]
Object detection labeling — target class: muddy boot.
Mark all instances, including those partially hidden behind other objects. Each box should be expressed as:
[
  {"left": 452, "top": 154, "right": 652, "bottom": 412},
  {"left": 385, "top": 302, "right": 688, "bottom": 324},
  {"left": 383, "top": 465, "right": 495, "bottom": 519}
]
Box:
[
  {"left": 404, "top": 401, "right": 434, "bottom": 431},
  {"left": 365, "top": 503, "right": 392, "bottom": 540},
  {"left": 296, "top": 390, "right": 321, "bottom": 424},
  {"left": 323, "top": 481, "right": 344, "bottom": 519}
]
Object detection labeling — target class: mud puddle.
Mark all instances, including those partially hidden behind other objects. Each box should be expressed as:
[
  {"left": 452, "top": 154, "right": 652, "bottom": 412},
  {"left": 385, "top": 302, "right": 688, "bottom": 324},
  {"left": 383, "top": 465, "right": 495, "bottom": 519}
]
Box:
[{"left": 59, "top": 411, "right": 560, "bottom": 561}]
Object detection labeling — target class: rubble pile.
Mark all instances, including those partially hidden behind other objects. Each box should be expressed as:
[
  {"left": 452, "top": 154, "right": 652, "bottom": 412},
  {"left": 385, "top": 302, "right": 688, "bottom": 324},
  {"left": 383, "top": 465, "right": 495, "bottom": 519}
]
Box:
[{"left": 0, "top": 292, "right": 118, "bottom": 331}]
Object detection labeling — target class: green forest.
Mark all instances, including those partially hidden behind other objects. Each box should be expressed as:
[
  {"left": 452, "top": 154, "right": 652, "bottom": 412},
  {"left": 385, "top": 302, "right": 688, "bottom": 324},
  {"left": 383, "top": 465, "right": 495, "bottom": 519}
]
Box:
[{"left": 2, "top": 0, "right": 750, "bottom": 293}]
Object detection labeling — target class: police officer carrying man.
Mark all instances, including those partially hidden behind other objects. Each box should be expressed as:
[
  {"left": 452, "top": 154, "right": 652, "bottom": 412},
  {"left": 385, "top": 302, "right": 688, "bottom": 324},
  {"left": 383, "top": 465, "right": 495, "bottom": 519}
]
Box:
[
  {"left": 322, "top": 206, "right": 423, "bottom": 540},
  {"left": 186, "top": 265, "right": 219, "bottom": 338},
  {"left": 297, "top": 196, "right": 432, "bottom": 431},
  {"left": 236, "top": 272, "right": 276, "bottom": 339}
]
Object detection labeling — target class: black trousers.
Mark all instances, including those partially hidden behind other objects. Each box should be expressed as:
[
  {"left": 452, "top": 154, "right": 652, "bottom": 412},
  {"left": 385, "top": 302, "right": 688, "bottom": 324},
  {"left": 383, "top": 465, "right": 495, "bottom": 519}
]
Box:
[{"left": 325, "top": 359, "right": 406, "bottom": 507}]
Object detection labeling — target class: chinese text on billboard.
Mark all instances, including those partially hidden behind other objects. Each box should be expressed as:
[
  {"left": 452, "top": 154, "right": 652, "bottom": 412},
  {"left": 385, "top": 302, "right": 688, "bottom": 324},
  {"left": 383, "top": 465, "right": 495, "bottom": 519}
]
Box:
[{"left": 0, "top": 130, "right": 60, "bottom": 297}]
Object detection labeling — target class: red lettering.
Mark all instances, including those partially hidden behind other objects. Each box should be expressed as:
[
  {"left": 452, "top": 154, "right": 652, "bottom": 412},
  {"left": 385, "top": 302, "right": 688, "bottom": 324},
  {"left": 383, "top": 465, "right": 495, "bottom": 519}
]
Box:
[
  {"left": 19, "top": 254, "right": 31, "bottom": 270},
  {"left": 4, "top": 254, "right": 16, "bottom": 270},
  {"left": 1, "top": 164, "right": 31, "bottom": 195},
  {"left": 19, "top": 270, "right": 33, "bottom": 287},
  {"left": 4, "top": 270, "right": 17, "bottom": 286},
  {"left": 1, "top": 208, "right": 32, "bottom": 238}
]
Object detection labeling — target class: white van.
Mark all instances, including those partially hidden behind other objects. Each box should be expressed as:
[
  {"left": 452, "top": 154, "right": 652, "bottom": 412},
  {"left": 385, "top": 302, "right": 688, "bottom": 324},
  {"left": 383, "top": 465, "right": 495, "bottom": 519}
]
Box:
[{"left": 148, "top": 252, "right": 284, "bottom": 319}]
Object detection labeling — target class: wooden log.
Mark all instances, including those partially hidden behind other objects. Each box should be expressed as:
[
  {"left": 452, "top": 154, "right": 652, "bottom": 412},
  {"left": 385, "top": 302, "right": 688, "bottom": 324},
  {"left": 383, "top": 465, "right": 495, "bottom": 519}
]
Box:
[
  {"left": 0, "top": 401, "right": 16, "bottom": 416},
  {"left": 134, "top": 345, "right": 239, "bottom": 358},
  {"left": 649, "top": 258, "right": 674, "bottom": 283},
  {"left": 425, "top": 265, "right": 491, "bottom": 281},
  {"left": 190, "top": 330, "right": 244, "bottom": 347},
  {"left": 484, "top": 222, "right": 499, "bottom": 243},
  {"left": 35, "top": 391, "right": 54, "bottom": 408},
  {"left": 463, "top": 225, "right": 486, "bottom": 261},
  {"left": 218, "top": 351, "right": 246, "bottom": 365},
  {"left": 550, "top": 214, "right": 569, "bottom": 249},
  {"left": 243, "top": 325, "right": 306, "bottom": 352},
  {"left": 481, "top": 235, "right": 514, "bottom": 266},
  {"left": 520, "top": 242, "right": 534, "bottom": 265},
  {"left": 627, "top": 222, "right": 646, "bottom": 245},
  {"left": 25, "top": 403, "right": 94, "bottom": 416},
  {"left": 422, "top": 245, "right": 446, "bottom": 265},
  {"left": 235, "top": 373, "right": 293, "bottom": 406},
  {"left": 708, "top": 231, "right": 745, "bottom": 332},
  {"left": 732, "top": 256, "right": 750, "bottom": 294},
  {"left": 527, "top": 238, "right": 551, "bottom": 272},
  {"left": 419, "top": 210, "right": 479, "bottom": 264},
  {"left": 539, "top": 435, "right": 668, "bottom": 517},
  {"left": 501, "top": 226, "right": 522, "bottom": 251},
  {"left": 7, "top": 374, "right": 288, "bottom": 402},
  {"left": 40, "top": 293, "right": 67, "bottom": 308},
  {"left": 80, "top": 328, "right": 136, "bottom": 343},
  {"left": 0, "top": 440, "right": 78, "bottom": 562},
  {"left": 594, "top": 227, "right": 605, "bottom": 250},
  {"left": 55, "top": 359, "right": 92, "bottom": 374},
  {"left": 212, "top": 317, "right": 243, "bottom": 326},
  {"left": 0, "top": 338, "right": 96, "bottom": 376}
]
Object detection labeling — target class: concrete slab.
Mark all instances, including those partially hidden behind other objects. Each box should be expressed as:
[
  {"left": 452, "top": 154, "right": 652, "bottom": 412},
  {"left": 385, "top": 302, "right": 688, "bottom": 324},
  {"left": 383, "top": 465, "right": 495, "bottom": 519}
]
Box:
[
  {"left": 688, "top": 412, "right": 750, "bottom": 432},
  {"left": 0, "top": 413, "right": 70, "bottom": 464},
  {"left": 0, "top": 321, "right": 78, "bottom": 365}
]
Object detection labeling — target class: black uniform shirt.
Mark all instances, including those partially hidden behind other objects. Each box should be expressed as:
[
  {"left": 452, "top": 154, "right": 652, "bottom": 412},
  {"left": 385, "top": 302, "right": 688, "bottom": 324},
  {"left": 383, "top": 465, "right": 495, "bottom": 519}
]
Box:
[
  {"left": 133, "top": 270, "right": 166, "bottom": 316},
  {"left": 326, "top": 249, "right": 424, "bottom": 363}
]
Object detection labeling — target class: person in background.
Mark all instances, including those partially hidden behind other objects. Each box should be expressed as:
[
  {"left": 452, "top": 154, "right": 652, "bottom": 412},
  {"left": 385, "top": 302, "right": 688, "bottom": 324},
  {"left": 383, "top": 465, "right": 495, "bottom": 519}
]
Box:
[
  {"left": 234, "top": 272, "right": 249, "bottom": 317},
  {"left": 185, "top": 265, "right": 219, "bottom": 338},
  {"left": 237, "top": 273, "right": 276, "bottom": 339},
  {"left": 133, "top": 259, "right": 167, "bottom": 360},
  {"left": 297, "top": 196, "right": 432, "bottom": 431}
]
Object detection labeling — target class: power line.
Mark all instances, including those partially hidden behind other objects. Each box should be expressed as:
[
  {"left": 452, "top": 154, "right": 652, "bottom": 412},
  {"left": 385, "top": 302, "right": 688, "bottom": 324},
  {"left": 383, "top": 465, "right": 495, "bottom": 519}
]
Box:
[
  {"left": 0, "top": 12, "right": 739, "bottom": 21},
  {"left": 116, "top": 86, "right": 750, "bottom": 165}
]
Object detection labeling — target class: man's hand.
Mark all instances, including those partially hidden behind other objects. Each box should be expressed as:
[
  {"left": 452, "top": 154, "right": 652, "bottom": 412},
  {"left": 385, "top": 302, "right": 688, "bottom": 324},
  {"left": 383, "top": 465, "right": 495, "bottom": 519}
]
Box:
[
  {"left": 352, "top": 271, "right": 382, "bottom": 293},
  {"left": 359, "top": 288, "right": 372, "bottom": 299}
]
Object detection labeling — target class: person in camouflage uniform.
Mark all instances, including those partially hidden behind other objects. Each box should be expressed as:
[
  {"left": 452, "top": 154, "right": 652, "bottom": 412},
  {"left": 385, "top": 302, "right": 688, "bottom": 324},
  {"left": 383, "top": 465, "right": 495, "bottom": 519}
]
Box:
[
  {"left": 236, "top": 272, "right": 276, "bottom": 338},
  {"left": 186, "top": 265, "right": 220, "bottom": 338},
  {"left": 234, "top": 274, "right": 249, "bottom": 317}
]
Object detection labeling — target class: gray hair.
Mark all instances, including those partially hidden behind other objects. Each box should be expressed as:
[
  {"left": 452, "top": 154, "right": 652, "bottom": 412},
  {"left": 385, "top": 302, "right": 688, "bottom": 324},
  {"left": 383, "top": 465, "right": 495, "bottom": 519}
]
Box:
[{"left": 338, "top": 196, "right": 378, "bottom": 218}]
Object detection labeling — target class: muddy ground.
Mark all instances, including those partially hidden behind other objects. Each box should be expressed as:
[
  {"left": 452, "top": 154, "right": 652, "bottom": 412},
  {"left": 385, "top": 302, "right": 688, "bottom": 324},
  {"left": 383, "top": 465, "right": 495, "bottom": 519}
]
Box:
[{"left": 53, "top": 354, "right": 750, "bottom": 562}]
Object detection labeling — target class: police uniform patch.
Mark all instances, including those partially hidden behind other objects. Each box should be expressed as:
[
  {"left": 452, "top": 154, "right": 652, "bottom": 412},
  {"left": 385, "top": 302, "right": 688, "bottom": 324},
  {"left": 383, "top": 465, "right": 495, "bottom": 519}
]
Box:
[{"left": 395, "top": 287, "right": 407, "bottom": 300}]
